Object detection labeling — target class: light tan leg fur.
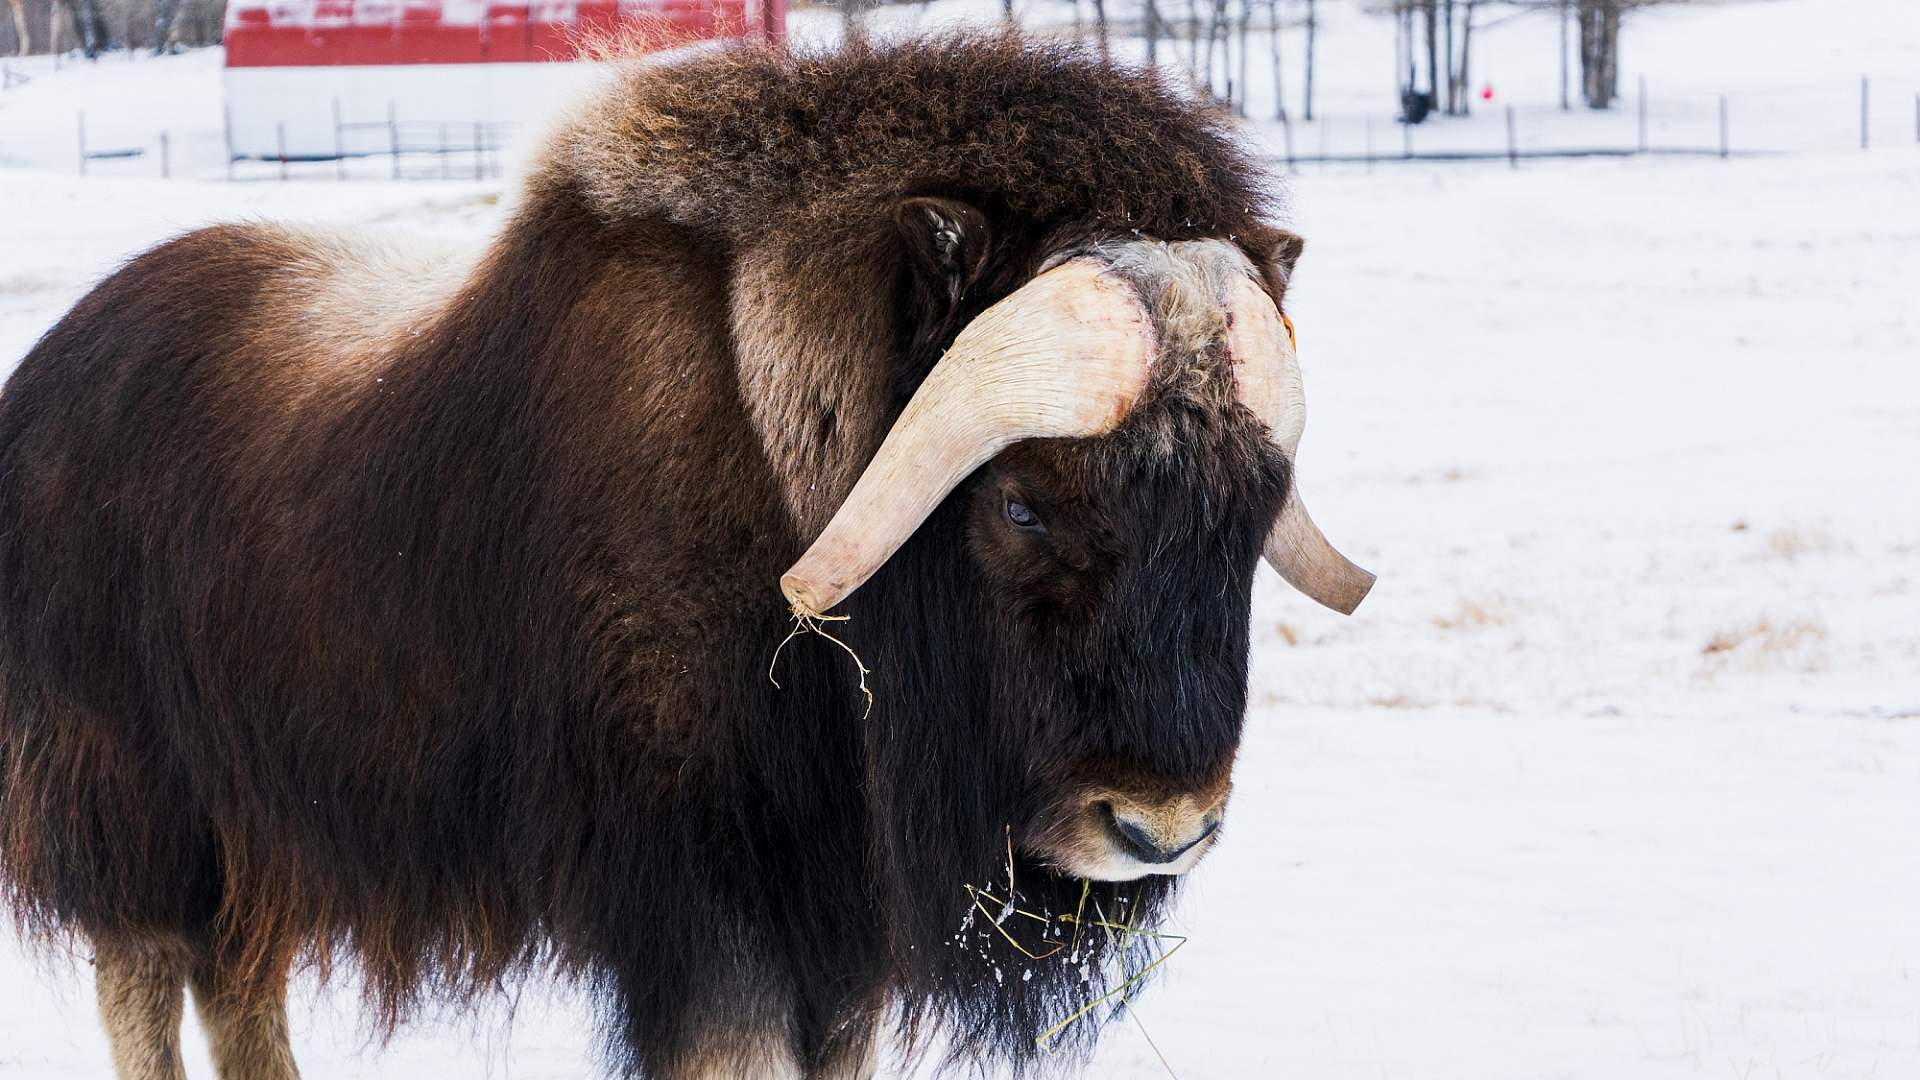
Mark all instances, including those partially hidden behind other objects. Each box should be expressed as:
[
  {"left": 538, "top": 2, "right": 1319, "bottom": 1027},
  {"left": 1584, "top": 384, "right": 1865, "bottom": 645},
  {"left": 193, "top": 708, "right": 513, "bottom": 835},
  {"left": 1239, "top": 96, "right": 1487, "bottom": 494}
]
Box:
[
  {"left": 189, "top": 953, "right": 302, "bottom": 1080},
  {"left": 94, "top": 937, "right": 191, "bottom": 1080}
]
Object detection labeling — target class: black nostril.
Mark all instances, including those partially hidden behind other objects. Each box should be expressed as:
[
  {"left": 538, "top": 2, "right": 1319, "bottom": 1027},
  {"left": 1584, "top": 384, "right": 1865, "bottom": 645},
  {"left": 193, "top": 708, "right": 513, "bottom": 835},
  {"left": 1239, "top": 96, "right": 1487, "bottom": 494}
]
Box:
[{"left": 1101, "top": 804, "right": 1217, "bottom": 864}]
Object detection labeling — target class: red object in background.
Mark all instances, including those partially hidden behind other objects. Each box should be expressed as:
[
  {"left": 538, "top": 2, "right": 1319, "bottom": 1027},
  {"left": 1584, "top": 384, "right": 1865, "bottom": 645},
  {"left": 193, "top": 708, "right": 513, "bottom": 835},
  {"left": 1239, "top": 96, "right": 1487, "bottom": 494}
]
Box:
[
  {"left": 224, "top": 0, "right": 784, "bottom": 68},
  {"left": 1481, "top": 84, "right": 1495, "bottom": 102}
]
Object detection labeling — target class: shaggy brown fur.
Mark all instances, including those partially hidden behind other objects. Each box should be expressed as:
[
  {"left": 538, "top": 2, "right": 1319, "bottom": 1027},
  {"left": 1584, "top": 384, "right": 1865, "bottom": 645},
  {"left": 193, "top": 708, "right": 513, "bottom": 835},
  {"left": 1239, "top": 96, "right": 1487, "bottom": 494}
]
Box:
[{"left": 0, "top": 33, "right": 1301, "bottom": 1079}]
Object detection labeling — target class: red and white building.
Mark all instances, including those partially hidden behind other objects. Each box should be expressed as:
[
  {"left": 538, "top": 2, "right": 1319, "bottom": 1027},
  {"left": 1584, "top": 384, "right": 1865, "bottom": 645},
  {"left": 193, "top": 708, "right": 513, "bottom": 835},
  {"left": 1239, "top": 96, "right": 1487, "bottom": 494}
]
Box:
[{"left": 223, "top": 0, "right": 784, "bottom": 162}]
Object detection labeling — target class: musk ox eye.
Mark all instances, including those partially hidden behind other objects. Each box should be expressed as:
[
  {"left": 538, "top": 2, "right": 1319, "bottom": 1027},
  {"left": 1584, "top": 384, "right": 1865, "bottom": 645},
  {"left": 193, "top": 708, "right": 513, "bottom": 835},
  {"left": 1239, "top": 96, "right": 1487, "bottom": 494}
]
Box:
[{"left": 1004, "top": 498, "right": 1043, "bottom": 531}]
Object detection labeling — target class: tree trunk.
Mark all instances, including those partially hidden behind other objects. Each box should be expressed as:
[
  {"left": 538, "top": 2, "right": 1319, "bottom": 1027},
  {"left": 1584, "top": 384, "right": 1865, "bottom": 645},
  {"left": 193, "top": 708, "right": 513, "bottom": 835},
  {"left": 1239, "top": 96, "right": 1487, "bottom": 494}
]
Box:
[
  {"left": 1602, "top": 4, "right": 1619, "bottom": 104},
  {"left": 1457, "top": 0, "right": 1475, "bottom": 115},
  {"left": 1268, "top": 0, "right": 1284, "bottom": 120},
  {"left": 1579, "top": 0, "right": 1611, "bottom": 109},
  {"left": 1236, "top": 0, "right": 1251, "bottom": 116},
  {"left": 1302, "top": 0, "right": 1315, "bottom": 120},
  {"left": 1422, "top": 0, "right": 1437, "bottom": 103},
  {"left": 1090, "top": 0, "right": 1108, "bottom": 60},
  {"left": 1002, "top": 0, "right": 1013, "bottom": 23},
  {"left": 8, "top": 0, "right": 28, "bottom": 56},
  {"left": 1187, "top": 0, "right": 1200, "bottom": 79},
  {"left": 152, "top": 0, "right": 182, "bottom": 54},
  {"left": 1145, "top": 0, "right": 1158, "bottom": 64},
  {"left": 1442, "top": 0, "right": 1455, "bottom": 113},
  {"left": 72, "top": 0, "right": 106, "bottom": 57}
]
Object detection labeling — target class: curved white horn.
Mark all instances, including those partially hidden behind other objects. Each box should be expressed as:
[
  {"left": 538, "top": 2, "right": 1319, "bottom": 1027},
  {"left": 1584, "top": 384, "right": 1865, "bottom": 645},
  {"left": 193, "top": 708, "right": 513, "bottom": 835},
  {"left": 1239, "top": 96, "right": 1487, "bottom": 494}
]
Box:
[
  {"left": 1225, "top": 275, "right": 1375, "bottom": 615},
  {"left": 780, "top": 259, "right": 1155, "bottom": 615}
]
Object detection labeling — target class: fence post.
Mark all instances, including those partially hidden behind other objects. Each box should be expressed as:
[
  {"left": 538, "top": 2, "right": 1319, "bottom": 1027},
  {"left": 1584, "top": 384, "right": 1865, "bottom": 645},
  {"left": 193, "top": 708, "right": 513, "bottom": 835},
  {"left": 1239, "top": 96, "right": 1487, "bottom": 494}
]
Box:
[
  {"left": 159, "top": 130, "right": 169, "bottom": 178},
  {"left": 1505, "top": 105, "right": 1517, "bottom": 169},
  {"left": 1637, "top": 75, "right": 1648, "bottom": 152},
  {"left": 333, "top": 97, "right": 346, "bottom": 180},
  {"left": 389, "top": 102, "right": 400, "bottom": 180},
  {"left": 277, "top": 121, "right": 287, "bottom": 181},
  {"left": 1860, "top": 76, "right": 1869, "bottom": 150},
  {"left": 77, "top": 111, "right": 86, "bottom": 175}
]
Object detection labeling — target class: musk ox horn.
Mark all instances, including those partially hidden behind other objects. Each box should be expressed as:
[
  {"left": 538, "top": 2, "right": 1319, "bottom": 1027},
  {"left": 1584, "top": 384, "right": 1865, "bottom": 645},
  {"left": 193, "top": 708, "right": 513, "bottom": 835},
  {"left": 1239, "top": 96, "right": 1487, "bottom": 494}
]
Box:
[
  {"left": 780, "top": 259, "right": 1156, "bottom": 615},
  {"left": 1225, "top": 275, "right": 1376, "bottom": 615}
]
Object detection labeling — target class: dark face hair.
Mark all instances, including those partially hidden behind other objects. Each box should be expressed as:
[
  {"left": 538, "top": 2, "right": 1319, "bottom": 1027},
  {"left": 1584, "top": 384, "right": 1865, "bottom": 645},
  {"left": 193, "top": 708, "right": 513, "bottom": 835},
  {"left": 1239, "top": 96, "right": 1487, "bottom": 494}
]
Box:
[{"left": 842, "top": 210, "right": 1293, "bottom": 1069}]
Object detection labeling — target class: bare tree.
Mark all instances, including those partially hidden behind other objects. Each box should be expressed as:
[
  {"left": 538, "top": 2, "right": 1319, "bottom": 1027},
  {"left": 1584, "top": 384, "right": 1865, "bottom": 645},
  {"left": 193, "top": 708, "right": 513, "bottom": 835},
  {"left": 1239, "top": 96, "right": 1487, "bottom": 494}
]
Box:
[
  {"left": 1236, "top": 0, "right": 1251, "bottom": 115},
  {"left": 1302, "top": 0, "right": 1316, "bottom": 120},
  {"left": 8, "top": 0, "right": 28, "bottom": 55},
  {"left": 1089, "top": 0, "right": 1108, "bottom": 59},
  {"left": 1268, "top": 0, "right": 1286, "bottom": 120},
  {"left": 1145, "top": 0, "right": 1159, "bottom": 63},
  {"left": 69, "top": 0, "right": 107, "bottom": 57},
  {"left": 1577, "top": 0, "right": 1620, "bottom": 107},
  {"left": 1422, "top": 0, "right": 1438, "bottom": 105},
  {"left": 1453, "top": 0, "right": 1479, "bottom": 112},
  {"left": 149, "top": 0, "right": 180, "bottom": 52}
]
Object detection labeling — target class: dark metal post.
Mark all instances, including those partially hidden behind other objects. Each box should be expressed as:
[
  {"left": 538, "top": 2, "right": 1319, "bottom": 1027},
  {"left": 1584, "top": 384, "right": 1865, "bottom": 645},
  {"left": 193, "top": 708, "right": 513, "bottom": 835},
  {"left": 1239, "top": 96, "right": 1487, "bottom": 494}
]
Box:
[{"left": 1505, "top": 105, "right": 1517, "bottom": 169}]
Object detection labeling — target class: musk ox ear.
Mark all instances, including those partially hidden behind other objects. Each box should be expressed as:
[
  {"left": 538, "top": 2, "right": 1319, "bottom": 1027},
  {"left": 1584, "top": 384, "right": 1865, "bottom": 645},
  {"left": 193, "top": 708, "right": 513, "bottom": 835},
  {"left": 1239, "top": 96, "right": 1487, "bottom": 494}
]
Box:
[
  {"left": 894, "top": 197, "right": 992, "bottom": 308},
  {"left": 1244, "top": 225, "right": 1306, "bottom": 306}
]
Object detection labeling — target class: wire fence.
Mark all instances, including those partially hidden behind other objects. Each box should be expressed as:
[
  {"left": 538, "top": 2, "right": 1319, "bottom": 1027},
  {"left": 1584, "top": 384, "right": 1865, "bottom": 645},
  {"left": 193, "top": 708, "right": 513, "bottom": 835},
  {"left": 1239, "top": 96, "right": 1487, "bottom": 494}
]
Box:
[
  {"left": 35, "top": 41, "right": 1920, "bottom": 182},
  {"left": 1262, "top": 74, "right": 1920, "bottom": 169}
]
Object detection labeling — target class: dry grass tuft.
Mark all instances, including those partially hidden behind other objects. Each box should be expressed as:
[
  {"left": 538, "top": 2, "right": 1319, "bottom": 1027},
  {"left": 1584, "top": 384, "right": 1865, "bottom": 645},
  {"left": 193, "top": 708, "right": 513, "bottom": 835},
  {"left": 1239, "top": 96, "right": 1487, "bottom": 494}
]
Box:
[
  {"left": 1432, "top": 596, "right": 1512, "bottom": 631},
  {"left": 1700, "top": 616, "right": 1829, "bottom": 672},
  {"left": 1765, "top": 526, "right": 1837, "bottom": 561}
]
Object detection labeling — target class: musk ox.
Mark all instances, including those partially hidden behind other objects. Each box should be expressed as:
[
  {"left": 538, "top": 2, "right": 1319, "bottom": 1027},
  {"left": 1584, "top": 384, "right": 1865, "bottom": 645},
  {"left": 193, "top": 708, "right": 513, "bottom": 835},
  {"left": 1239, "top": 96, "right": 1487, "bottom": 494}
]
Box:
[{"left": 0, "top": 34, "right": 1371, "bottom": 1080}]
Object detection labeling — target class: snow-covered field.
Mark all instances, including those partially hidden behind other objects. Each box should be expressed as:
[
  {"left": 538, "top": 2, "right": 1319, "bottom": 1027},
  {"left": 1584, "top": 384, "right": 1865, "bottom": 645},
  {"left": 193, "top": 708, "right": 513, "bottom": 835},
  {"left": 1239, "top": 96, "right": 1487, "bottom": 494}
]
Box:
[{"left": 2, "top": 0, "right": 1917, "bottom": 1077}]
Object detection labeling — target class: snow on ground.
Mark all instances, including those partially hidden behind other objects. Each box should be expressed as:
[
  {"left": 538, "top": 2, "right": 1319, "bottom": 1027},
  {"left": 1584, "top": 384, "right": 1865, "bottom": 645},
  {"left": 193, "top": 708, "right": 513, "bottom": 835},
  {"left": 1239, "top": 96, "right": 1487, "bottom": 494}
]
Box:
[{"left": 1, "top": 0, "right": 1918, "bottom": 1076}]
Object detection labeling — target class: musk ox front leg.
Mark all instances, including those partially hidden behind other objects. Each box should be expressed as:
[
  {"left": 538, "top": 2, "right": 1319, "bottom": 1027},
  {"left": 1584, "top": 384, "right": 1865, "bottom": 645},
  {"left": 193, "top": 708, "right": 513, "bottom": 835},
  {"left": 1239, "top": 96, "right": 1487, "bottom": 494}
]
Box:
[
  {"left": 92, "top": 933, "right": 299, "bottom": 1080},
  {"left": 93, "top": 936, "right": 192, "bottom": 1080},
  {"left": 188, "top": 948, "right": 301, "bottom": 1079}
]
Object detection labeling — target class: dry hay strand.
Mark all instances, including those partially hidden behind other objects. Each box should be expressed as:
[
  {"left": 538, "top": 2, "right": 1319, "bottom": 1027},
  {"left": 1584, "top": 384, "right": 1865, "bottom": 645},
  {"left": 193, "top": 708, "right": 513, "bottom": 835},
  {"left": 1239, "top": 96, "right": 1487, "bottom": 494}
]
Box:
[
  {"left": 961, "top": 827, "right": 1188, "bottom": 1074},
  {"left": 768, "top": 603, "right": 873, "bottom": 718}
]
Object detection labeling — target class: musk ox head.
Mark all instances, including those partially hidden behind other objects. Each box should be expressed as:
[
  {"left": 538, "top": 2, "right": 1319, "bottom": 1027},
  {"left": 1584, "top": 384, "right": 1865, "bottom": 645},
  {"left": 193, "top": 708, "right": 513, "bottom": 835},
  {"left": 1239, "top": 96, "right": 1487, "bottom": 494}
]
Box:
[{"left": 783, "top": 223, "right": 1371, "bottom": 882}]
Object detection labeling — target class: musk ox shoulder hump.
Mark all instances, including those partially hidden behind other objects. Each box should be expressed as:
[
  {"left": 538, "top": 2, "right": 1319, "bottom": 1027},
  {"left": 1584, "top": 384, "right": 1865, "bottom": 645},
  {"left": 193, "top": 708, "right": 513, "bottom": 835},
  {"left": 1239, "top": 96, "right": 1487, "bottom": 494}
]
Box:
[{"left": 533, "top": 33, "right": 1278, "bottom": 241}]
